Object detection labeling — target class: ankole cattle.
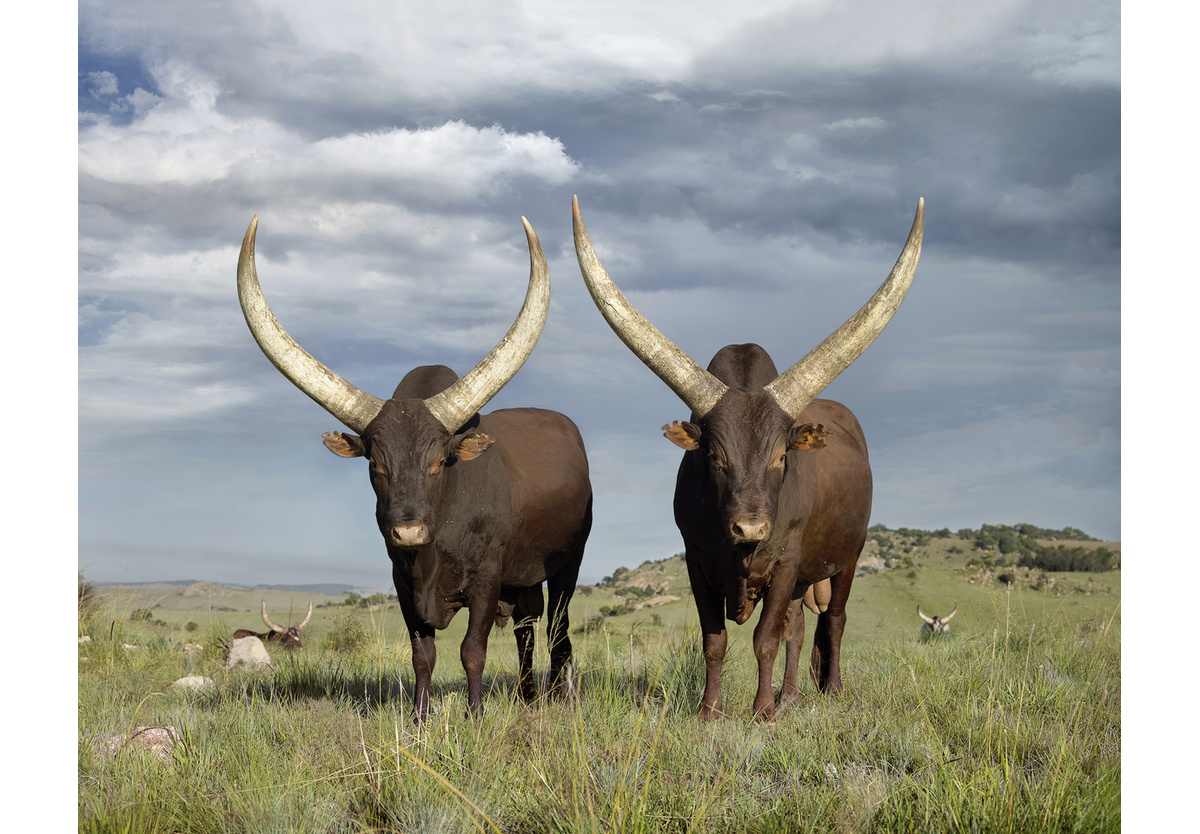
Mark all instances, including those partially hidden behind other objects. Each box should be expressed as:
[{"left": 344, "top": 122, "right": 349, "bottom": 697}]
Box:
[
  {"left": 573, "top": 196, "right": 923, "bottom": 720},
  {"left": 231, "top": 601, "right": 313, "bottom": 649},
  {"left": 237, "top": 216, "right": 592, "bottom": 721},
  {"left": 919, "top": 603, "right": 957, "bottom": 636}
]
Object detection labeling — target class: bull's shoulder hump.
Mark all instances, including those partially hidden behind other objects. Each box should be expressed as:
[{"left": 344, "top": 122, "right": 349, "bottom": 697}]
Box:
[
  {"left": 795, "top": 398, "right": 859, "bottom": 428},
  {"left": 794, "top": 398, "right": 868, "bottom": 451},
  {"left": 478, "top": 408, "right": 588, "bottom": 453},
  {"left": 482, "top": 407, "right": 582, "bottom": 432}
]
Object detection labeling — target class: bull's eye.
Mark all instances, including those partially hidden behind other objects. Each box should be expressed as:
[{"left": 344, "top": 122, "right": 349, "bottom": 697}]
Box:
[{"left": 428, "top": 458, "right": 447, "bottom": 475}]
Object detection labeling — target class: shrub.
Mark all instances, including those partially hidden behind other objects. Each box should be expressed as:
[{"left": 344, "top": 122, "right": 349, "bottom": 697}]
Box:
[
  {"left": 1019, "top": 545, "right": 1118, "bottom": 573},
  {"left": 324, "top": 613, "right": 369, "bottom": 653}
]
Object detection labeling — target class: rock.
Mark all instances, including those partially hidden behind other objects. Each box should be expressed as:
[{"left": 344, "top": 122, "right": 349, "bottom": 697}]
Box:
[
  {"left": 170, "top": 675, "right": 214, "bottom": 692},
  {"left": 183, "top": 643, "right": 205, "bottom": 655},
  {"left": 87, "top": 726, "right": 181, "bottom": 763}
]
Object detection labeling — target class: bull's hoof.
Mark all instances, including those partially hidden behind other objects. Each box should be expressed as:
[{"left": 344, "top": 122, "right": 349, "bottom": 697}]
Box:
[
  {"left": 752, "top": 701, "right": 777, "bottom": 722},
  {"left": 548, "top": 664, "right": 577, "bottom": 703},
  {"left": 777, "top": 690, "right": 800, "bottom": 712}
]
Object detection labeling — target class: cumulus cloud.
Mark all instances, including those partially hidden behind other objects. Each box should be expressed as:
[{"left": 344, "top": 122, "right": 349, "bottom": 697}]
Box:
[
  {"left": 86, "top": 70, "right": 119, "bottom": 97},
  {"left": 79, "top": 58, "right": 578, "bottom": 199}
]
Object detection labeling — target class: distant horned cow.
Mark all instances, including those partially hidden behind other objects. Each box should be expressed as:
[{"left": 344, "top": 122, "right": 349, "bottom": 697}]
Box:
[
  {"left": 232, "top": 601, "right": 313, "bottom": 649},
  {"left": 573, "top": 195, "right": 923, "bottom": 720},
  {"left": 237, "top": 215, "right": 591, "bottom": 721},
  {"left": 918, "top": 602, "right": 957, "bottom": 636}
]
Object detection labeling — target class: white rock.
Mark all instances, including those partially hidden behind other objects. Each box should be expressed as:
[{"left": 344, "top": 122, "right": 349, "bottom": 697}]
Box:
[{"left": 170, "top": 675, "right": 214, "bottom": 691}]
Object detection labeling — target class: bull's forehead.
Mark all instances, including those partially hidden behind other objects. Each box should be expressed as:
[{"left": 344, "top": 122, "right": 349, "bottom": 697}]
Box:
[
  {"left": 363, "top": 399, "right": 450, "bottom": 464},
  {"left": 703, "top": 389, "right": 792, "bottom": 458}
]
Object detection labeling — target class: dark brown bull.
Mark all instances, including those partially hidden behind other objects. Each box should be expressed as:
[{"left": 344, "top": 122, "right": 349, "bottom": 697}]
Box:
[
  {"left": 232, "top": 600, "right": 313, "bottom": 649},
  {"left": 573, "top": 195, "right": 923, "bottom": 720},
  {"left": 237, "top": 216, "right": 592, "bottom": 720}
]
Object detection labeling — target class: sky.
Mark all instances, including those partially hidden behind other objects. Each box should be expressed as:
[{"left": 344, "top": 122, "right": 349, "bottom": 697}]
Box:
[{"left": 73, "top": 0, "right": 1123, "bottom": 590}]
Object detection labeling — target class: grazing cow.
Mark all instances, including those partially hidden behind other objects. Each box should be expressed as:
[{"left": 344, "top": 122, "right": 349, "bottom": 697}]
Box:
[
  {"left": 237, "top": 216, "right": 592, "bottom": 721},
  {"left": 918, "top": 603, "right": 957, "bottom": 636},
  {"left": 573, "top": 196, "right": 923, "bottom": 720},
  {"left": 232, "top": 601, "right": 313, "bottom": 650}
]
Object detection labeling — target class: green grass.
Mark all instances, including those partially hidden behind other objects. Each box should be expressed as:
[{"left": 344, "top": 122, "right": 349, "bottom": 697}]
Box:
[{"left": 79, "top": 551, "right": 1120, "bottom": 833}]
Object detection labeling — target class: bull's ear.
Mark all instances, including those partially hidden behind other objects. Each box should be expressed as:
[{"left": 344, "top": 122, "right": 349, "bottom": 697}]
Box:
[
  {"left": 453, "top": 431, "right": 494, "bottom": 461},
  {"left": 662, "top": 420, "right": 702, "bottom": 451},
  {"left": 789, "top": 423, "right": 832, "bottom": 453},
  {"left": 322, "top": 431, "right": 366, "bottom": 458}
]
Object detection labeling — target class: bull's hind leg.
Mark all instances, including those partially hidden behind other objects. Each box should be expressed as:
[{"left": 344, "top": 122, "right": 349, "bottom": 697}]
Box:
[
  {"left": 512, "top": 586, "right": 545, "bottom": 703},
  {"left": 811, "top": 557, "right": 858, "bottom": 695},
  {"left": 545, "top": 497, "right": 590, "bottom": 702},
  {"left": 545, "top": 562, "right": 580, "bottom": 701}
]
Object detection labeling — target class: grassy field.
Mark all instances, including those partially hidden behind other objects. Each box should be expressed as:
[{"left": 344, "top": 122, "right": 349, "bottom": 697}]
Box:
[{"left": 78, "top": 528, "right": 1120, "bottom": 833}]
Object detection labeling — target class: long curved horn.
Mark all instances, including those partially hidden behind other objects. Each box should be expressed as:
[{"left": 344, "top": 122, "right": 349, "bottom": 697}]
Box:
[
  {"left": 918, "top": 605, "right": 934, "bottom": 624},
  {"left": 260, "top": 601, "right": 286, "bottom": 634},
  {"left": 941, "top": 602, "right": 958, "bottom": 622},
  {"left": 573, "top": 196, "right": 728, "bottom": 418},
  {"left": 296, "top": 601, "right": 313, "bottom": 630},
  {"left": 422, "top": 217, "right": 550, "bottom": 431},
  {"left": 238, "top": 216, "right": 385, "bottom": 433},
  {"left": 765, "top": 199, "right": 924, "bottom": 418}
]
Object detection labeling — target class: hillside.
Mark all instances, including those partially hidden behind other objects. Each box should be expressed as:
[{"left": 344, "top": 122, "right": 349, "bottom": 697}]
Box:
[
  {"left": 81, "top": 522, "right": 1120, "bottom": 651},
  {"left": 569, "top": 522, "right": 1119, "bottom": 624}
]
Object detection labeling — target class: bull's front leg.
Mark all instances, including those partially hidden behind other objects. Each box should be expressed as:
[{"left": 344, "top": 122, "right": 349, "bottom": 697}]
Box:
[
  {"left": 777, "top": 593, "right": 807, "bottom": 711},
  {"left": 750, "top": 569, "right": 797, "bottom": 720},
  {"left": 460, "top": 589, "right": 499, "bottom": 715},
  {"left": 411, "top": 633, "right": 437, "bottom": 721},
  {"left": 394, "top": 569, "right": 437, "bottom": 723},
  {"left": 687, "top": 556, "right": 727, "bottom": 721}
]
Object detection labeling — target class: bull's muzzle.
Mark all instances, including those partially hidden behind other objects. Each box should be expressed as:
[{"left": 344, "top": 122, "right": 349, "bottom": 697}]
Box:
[
  {"left": 390, "top": 523, "right": 430, "bottom": 548},
  {"left": 729, "top": 516, "right": 771, "bottom": 544}
]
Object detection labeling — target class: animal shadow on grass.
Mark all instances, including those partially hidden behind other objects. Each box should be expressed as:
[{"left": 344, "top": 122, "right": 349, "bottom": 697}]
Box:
[{"left": 232, "top": 664, "right": 580, "bottom": 718}]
